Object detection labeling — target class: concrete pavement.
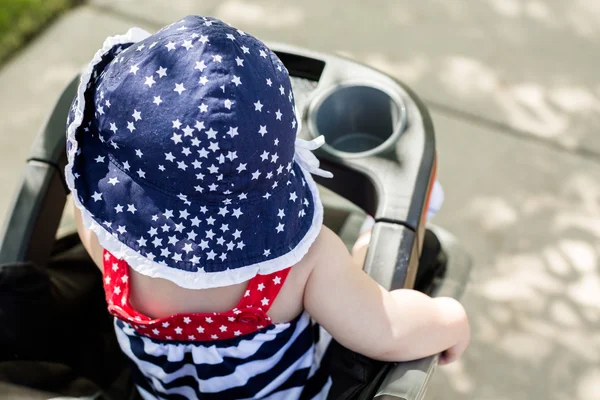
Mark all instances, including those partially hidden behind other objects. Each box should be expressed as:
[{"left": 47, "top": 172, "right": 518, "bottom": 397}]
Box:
[
  {"left": 90, "top": 0, "right": 600, "bottom": 157},
  {"left": 0, "top": 2, "right": 599, "bottom": 399}
]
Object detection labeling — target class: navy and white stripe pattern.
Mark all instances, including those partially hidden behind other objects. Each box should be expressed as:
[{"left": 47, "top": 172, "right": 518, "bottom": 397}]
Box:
[{"left": 115, "top": 312, "right": 332, "bottom": 399}]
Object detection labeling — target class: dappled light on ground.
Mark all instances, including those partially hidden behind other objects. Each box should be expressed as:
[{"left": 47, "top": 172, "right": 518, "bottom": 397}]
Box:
[
  {"left": 429, "top": 127, "right": 600, "bottom": 399},
  {"left": 88, "top": 0, "right": 600, "bottom": 156}
]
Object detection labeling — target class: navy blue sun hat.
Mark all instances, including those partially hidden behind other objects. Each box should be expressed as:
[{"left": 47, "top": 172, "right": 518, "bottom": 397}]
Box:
[{"left": 65, "top": 16, "right": 332, "bottom": 289}]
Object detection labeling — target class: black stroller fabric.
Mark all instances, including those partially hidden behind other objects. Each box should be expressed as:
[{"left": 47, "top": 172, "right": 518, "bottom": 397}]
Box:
[{"left": 0, "top": 234, "right": 133, "bottom": 399}]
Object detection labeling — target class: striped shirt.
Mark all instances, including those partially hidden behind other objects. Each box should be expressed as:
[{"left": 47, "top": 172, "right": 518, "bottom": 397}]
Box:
[{"left": 103, "top": 251, "right": 331, "bottom": 399}]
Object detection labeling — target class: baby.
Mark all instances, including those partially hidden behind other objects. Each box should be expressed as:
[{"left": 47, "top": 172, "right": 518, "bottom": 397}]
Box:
[{"left": 67, "top": 16, "right": 469, "bottom": 400}]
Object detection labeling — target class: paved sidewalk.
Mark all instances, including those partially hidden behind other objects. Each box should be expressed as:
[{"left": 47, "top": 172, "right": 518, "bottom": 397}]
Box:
[{"left": 0, "top": 2, "right": 599, "bottom": 399}]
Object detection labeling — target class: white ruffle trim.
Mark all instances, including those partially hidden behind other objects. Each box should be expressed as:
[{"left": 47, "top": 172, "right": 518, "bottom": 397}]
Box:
[{"left": 65, "top": 27, "right": 326, "bottom": 289}]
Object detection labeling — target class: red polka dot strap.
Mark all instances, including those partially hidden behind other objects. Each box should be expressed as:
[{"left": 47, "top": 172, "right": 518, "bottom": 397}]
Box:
[{"left": 102, "top": 250, "right": 291, "bottom": 342}]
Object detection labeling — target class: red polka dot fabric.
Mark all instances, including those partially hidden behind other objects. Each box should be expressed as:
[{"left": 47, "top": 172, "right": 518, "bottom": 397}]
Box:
[{"left": 103, "top": 250, "right": 290, "bottom": 341}]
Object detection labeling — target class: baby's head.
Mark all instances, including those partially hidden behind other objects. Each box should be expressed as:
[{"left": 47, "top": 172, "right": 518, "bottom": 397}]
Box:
[{"left": 66, "top": 16, "right": 327, "bottom": 289}]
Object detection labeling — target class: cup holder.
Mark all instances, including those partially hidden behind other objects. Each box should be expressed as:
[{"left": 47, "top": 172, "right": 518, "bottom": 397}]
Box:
[{"left": 308, "top": 83, "right": 407, "bottom": 158}]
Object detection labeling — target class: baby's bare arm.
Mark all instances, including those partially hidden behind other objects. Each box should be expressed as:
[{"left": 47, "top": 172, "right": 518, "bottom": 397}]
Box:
[{"left": 304, "top": 226, "right": 469, "bottom": 362}]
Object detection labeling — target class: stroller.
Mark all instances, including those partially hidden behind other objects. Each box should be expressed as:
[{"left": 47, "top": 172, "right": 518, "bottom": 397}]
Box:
[{"left": 0, "top": 44, "right": 471, "bottom": 400}]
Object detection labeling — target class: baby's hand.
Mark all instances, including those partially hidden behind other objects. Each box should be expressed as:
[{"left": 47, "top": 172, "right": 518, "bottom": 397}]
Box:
[
  {"left": 437, "top": 299, "right": 470, "bottom": 365},
  {"left": 439, "top": 334, "right": 469, "bottom": 365}
]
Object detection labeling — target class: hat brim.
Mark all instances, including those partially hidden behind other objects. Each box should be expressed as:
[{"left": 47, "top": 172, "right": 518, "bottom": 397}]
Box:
[{"left": 65, "top": 29, "right": 324, "bottom": 289}]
